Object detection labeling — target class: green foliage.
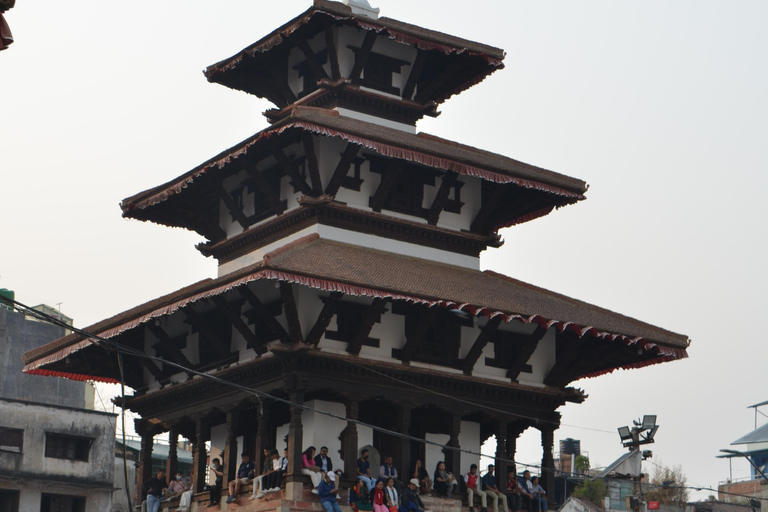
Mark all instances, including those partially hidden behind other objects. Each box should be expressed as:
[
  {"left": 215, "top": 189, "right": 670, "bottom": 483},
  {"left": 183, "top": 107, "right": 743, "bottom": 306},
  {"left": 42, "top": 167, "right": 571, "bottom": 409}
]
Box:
[
  {"left": 574, "top": 455, "right": 591, "bottom": 474},
  {"left": 572, "top": 478, "right": 607, "bottom": 507}
]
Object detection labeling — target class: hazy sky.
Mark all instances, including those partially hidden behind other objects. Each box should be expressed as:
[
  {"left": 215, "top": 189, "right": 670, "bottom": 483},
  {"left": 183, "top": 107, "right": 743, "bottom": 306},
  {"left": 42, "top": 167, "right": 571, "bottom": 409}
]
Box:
[{"left": 2, "top": 0, "right": 767, "bottom": 501}]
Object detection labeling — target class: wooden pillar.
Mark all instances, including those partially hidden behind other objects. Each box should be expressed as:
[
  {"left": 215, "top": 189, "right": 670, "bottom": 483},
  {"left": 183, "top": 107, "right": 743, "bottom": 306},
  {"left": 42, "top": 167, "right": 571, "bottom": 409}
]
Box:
[
  {"left": 396, "top": 403, "right": 413, "bottom": 480},
  {"left": 340, "top": 399, "right": 359, "bottom": 486},
  {"left": 253, "top": 401, "right": 271, "bottom": 472},
  {"left": 166, "top": 427, "right": 179, "bottom": 479},
  {"left": 539, "top": 424, "right": 556, "bottom": 500},
  {"left": 445, "top": 415, "right": 461, "bottom": 477},
  {"left": 224, "top": 409, "right": 241, "bottom": 486},
  {"left": 495, "top": 420, "right": 509, "bottom": 487},
  {"left": 285, "top": 390, "right": 306, "bottom": 500},
  {"left": 192, "top": 417, "right": 211, "bottom": 493},
  {"left": 134, "top": 419, "right": 156, "bottom": 505}
]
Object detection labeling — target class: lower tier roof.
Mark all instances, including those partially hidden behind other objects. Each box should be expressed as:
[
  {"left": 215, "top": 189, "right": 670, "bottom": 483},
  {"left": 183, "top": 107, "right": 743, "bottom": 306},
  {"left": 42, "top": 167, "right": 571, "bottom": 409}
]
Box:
[{"left": 22, "top": 234, "right": 688, "bottom": 386}]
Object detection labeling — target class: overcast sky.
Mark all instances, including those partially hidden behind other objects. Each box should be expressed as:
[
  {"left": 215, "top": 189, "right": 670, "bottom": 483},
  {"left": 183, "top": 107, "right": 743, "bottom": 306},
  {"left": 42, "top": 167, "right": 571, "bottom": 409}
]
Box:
[{"left": 2, "top": 0, "right": 767, "bottom": 501}]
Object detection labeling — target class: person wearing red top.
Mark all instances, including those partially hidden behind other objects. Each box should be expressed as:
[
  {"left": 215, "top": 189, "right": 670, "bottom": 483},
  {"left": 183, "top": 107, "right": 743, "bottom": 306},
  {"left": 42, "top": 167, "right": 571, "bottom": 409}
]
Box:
[
  {"left": 371, "top": 480, "right": 388, "bottom": 512},
  {"left": 464, "top": 464, "right": 487, "bottom": 512},
  {"left": 507, "top": 470, "right": 522, "bottom": 512}
]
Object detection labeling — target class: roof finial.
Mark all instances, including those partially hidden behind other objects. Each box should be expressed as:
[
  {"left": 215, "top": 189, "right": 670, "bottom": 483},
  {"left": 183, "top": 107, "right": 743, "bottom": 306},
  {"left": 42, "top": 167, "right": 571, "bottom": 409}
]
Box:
[{"left": 342, "top": 0, "right": 380, "bottom": 19}]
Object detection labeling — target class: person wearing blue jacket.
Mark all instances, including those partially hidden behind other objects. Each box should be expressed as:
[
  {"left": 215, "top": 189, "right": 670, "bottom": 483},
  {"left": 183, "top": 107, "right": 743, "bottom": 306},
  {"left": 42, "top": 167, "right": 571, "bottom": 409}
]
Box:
[{"left": 318, "top": 471, "right": 343, "bottom": 512}]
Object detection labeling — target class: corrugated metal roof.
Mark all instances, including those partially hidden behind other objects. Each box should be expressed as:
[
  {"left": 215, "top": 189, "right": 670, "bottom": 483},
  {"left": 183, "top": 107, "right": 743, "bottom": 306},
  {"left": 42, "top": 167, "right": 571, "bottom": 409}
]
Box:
[{"left": 731, "top": 422, "right": 768, "bottom": 445}]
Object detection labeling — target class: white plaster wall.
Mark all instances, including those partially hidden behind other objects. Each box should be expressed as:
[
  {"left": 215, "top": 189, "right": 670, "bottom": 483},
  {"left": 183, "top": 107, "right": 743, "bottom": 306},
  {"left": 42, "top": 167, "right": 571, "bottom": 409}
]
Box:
[
  {"left": 301, "top": 400, "right": 348, "bottom": 467},
  {"left": 459, "top": 421, "right": 481, "bottom": 476},
  {"left": 518, "top": 328, "right": 556, "bottom": 387},
  {"left": 113, "top": 456, "right": 136, "bottom": 512},
  {"left": 425, "top": 433, "right": 450, "bottom": 479},
  {"left": 335, "top": 108, "right": 416, "bottom": 133},
  {"left": 209, "top": 423, "right": 227, "bottom": 468}
]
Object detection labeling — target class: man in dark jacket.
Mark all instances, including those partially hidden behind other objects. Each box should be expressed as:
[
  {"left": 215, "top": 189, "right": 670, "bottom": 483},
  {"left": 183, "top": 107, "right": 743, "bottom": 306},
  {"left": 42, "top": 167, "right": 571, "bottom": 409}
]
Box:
[
  {"left": 315, "top": 446, "right": 334, "bottom": 473},
  {"left": 403, "top": 478, "right": 425, "bottom": 512},
  {"left": 143, "top": 469, "right": 167, "bottom": 512}
]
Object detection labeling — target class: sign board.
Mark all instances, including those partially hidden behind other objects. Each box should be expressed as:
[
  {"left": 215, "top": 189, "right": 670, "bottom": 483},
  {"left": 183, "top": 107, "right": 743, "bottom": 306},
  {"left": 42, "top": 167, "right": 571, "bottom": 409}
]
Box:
[{"left": 648, "top": 501, "right": 660, "bottom": 510}]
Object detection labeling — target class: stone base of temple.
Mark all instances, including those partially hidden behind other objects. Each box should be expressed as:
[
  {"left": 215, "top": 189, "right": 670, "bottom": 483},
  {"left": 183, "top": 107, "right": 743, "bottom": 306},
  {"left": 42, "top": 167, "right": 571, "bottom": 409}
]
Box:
[{"left": 156, "top": 487, "right": 465, "bottom": 512}]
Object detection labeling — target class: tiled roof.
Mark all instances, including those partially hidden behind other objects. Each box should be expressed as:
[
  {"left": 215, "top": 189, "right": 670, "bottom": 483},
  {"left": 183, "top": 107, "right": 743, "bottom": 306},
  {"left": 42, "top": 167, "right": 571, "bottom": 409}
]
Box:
[
  {"left": 23, "top": 235, "right": 688, "bottom": 373},
  {"left": 121, "top": 107, "right": 586, "bottom": 213},
  {"left": 204, "top": 0, "right": 505, "bottom": 80}
]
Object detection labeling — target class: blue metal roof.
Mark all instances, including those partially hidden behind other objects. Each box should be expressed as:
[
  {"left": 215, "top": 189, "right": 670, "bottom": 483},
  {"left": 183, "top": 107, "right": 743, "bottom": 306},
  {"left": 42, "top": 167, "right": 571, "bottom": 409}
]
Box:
[{"left": 731, "top": 422, "right": 768, "bottom": 445}]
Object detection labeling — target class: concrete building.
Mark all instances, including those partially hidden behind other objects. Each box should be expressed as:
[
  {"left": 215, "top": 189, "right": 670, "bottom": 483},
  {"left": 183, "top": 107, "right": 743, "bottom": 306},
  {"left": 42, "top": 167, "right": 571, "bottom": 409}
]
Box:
[
  {"left": 718, "top": 401, "right": 768, "bottom": 504},
  {"left": 0, "top": 397, "right": 116, "bottom": 511},
  {"left": 0, "top": 305, "right": 117, "bottom": 511}
]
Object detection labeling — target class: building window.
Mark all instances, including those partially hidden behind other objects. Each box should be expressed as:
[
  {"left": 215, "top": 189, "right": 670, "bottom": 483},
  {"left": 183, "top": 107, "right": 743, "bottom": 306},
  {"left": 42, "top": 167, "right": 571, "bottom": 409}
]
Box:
[
  {"left": 44, "top": 433, "right": 92, "bottom": 462},
  {"left": 393, "top": 304, "right": 471, "bottom": 366},
  {"left": 246, "top": 166, "right": 286, "bottom": 223},
  {"left": 0, "top": 489, "right": 20, "bottom": 512},
  {"left": 443, "top": 180, "right": 465, "bottom": 214},
  {"left": 341, "top": 156, "right": 365, "bottom": 191},
  {"left": 40, "top": 494, "right": 86, "bottom": 512},
  {"left": 369, "top": 157, "right": 437, "bottom": 218},
  {"left": 348, "top": 48, "right": 409, "bottom": 96},
  {"left": 0, "top": 427, "right": 23, "bottom": 453},
  {"left": 293, "top": 49, "right": 329, "bottom": 98},
  {"left": 324, "top": 300, "right": 382, "bottom": 347},
  {"left": 485, "top": 331, "right": 533, "bottom": 374}
]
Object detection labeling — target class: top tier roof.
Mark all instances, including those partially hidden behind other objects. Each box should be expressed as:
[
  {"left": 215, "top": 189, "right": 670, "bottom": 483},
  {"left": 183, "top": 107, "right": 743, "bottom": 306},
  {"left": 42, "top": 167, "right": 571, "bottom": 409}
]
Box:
[{"left": 204, "top": 0, "right": 505, "bottom": 109}]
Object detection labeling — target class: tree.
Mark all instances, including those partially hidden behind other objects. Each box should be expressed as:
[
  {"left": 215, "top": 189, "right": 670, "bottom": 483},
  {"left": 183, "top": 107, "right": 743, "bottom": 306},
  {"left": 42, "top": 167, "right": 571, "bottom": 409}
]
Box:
[
  {"left": 643, "top": 461, "right": 689, "bottom": 505},
  {"left": 572, "top": 478, "right": 607, "bottom": 507},
  {"left": 574, "top": 455, "right": 591, "bottom": 475}
]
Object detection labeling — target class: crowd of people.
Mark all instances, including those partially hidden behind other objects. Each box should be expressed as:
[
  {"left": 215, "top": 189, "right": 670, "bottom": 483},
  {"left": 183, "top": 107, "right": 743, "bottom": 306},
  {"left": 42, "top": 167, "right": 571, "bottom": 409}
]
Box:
[{"left": 141, "top": 446, "right": 549, "bottom": 512}]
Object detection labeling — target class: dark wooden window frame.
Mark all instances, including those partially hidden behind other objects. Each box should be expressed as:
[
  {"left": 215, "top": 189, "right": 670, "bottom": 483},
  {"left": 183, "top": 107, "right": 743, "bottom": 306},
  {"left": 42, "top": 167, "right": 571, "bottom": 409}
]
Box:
[
  {"left": 369, "top": 157, "right": 437, "bottom": 218},
  {"left": 293, "top": 48, "right": 329, "bottom": 98},
  {"left": 40, "top": 493, "right": 86, "bottom": 512},
  {"left": 443, "top": 180, "right": 465, "bottom": 214},
  {"left": 485, "top": 330, "right": 534, "bottom": 374},
  {"left": 44, "top": 433, "right": 93, "bottom": 462},
  {"left": 324, "top": 299, "right": 383, "bottom": 347},
  {"left": 341, "top": 156, "right": 366, "bottom": 191},
  {"left": 348, "top": 47, "right": 410, "bottom": 96},
  {"left": 392, "top": 303, "right": 472, "bottom": 366},
  {"left": 245, "top": 165, "right": 286, "bottom": 223},
  {"left": 0, "top": 427, "right": 23, "bottom": 454}
]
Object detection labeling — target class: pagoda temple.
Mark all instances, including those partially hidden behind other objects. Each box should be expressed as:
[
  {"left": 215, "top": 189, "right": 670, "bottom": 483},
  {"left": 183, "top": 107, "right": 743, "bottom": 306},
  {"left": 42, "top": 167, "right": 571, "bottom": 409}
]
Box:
[{"left": 22, "top": 1, "right": 689, "bottom": 510}]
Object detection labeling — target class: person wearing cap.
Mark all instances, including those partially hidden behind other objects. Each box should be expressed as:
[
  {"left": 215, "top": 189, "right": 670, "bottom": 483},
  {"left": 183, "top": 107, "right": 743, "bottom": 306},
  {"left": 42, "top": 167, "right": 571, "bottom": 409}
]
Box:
[
  {"left": 403, "top": 478, "right": 426, "bottom": 512},
  {"left": 318, "top": 471, "right": 343, "bottom": 512}
]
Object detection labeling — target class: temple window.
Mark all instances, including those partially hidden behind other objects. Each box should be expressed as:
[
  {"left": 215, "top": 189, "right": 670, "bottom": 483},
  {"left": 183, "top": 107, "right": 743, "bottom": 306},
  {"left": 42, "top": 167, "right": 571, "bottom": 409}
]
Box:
[
  {"left": 369, "top": 157, "right": 437, "bottom": 218},
  {"left": 443, "top": 180, "right": 465, "bottom": 214},
  {"left": 348, "top": 48, "right": 409, "bottom": 96},
  {"left": 485, "top": 331, "right": 533, "bottom": 374},
  {"left": 293, "top": 49, "right": 329, "bottom": 97},
  {"left": 341, "top": 156, "right": 366, "bottom": 191},
  {"left": 325, "top": 300, "right": 381, "bottom": 347},
  {"left": 245, "top": 166, "right": 285, "bottom": 223}
]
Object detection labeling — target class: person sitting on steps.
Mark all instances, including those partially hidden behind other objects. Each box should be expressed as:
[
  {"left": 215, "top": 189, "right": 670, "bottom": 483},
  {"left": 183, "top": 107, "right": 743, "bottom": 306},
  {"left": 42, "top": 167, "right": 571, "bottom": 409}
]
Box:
[{"left": 464, "top": 464, "right": 487, "bottom": 512}]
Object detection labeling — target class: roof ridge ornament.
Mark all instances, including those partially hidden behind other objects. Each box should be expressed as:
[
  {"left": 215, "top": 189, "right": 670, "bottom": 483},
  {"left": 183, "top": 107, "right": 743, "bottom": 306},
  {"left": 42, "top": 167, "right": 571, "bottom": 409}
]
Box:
[{"left": 341, "top": 0, "right": 380, "bottom": 19}]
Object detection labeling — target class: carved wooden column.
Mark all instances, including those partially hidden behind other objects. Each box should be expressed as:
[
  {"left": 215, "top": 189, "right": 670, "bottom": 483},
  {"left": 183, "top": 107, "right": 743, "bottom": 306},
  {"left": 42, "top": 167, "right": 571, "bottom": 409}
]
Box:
[
  {"left": 224, "top": 409, "right": 241, "bottom": 486},
  {"left": 134, "top": 419, "right": 157, "bottom": 505},
  {"left": 253, "top": 401, "right": 271, "bottom": 472},
  {"left": 445, "top": 414, "right": 461, "bottom": 477},
  {"left": 495, "top": 420, "right": 509, "bottom": 486},
  {"left": 285, "top": 389, "right": 306, "bottom": 500},
  {"left": 192, "top": 417, "right": 211, "bottom": 493},
  {"left": 166, "top": 426, "right": 179, "bottom": 479},
  {"left": 340, "top": 399, "right": 359, "bottom": 486},
  {"left": 396, "top": 403, "right": 413, "bottom": 480},
  {"left": 506, "top": 422, "right": 528, "bottom": 477},
  {"left": 539, "top": 424, "right": 556, "bottom": 500}
]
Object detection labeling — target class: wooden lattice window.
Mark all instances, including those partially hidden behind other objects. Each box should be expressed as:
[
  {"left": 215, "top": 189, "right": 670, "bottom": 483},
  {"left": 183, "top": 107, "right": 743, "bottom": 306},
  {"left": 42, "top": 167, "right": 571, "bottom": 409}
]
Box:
[
  {"left": 324, "top": 300, "right": 382, "bottom": 347},
  {"left": 40, "top": 494, "right": 86, "bottom": 512},
  {"left": 0, "top": 427, "right": 23, "bottom": 453},
  {"left": 349, "top": 48, "right": 410, "bottom": 96},
  {"left": 44, "top": 433, "right": 92, "bottom": 462}
]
